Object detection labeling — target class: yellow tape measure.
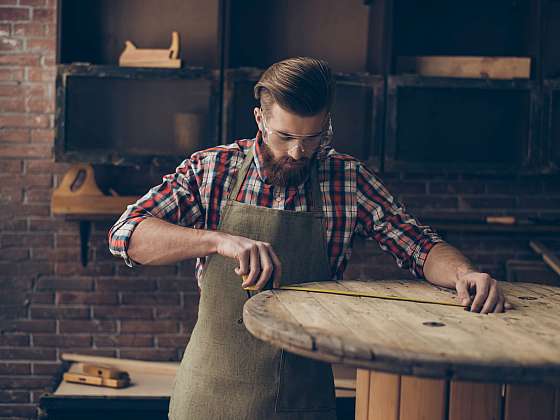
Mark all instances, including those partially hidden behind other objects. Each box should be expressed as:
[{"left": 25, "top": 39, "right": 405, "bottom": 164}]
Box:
[{"left": 242, "top": 277, "right": 466, "bottom": 308}]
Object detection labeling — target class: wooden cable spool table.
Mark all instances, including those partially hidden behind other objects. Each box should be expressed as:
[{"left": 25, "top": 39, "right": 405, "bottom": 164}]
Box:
[{"left": 243, "top": 280, "right": 560, "bottom": 420}]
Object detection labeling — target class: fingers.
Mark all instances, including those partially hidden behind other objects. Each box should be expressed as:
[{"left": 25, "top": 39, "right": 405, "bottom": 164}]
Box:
[
  {"left": 255, "top": 243, "right": 274, "bottom": 290},
  {"left": 246, "top": 245, "right": 261, "bottom": 287},
  {"left": 455, "top": 279, "right": 472, "bottom": 307},
  {"left": 236, "top": 240, "right": 281, "bottom": 290},
  {"left": 265, "top": 243, "right": 282, "bottom": 288},
  {"left": 469, "top": 275, "right": 490, "bottom": 313},
  {"left": 235, "top": 246, "right": 250, "bottom": 279},
  {"left": 480, "top": 281, "right": 499, "bottom": 314}
]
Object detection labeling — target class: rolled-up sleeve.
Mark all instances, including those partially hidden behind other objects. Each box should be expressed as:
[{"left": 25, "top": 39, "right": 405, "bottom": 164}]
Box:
[
  {"left": 108, "top": 155, "right": 205, "bottom": 267},
  {"left": 354, "top": 162, "right": 444, "bottom": 279}
]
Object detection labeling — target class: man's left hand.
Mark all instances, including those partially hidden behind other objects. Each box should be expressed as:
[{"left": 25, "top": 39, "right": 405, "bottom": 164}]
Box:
[{"left": 455, "top": 271, "right": 511, "bottom": 313}]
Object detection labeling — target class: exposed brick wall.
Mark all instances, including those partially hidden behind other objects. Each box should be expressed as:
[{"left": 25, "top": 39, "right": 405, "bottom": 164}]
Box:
[{"left": 1, "top": 1, "right": 560, "bottom": 418}]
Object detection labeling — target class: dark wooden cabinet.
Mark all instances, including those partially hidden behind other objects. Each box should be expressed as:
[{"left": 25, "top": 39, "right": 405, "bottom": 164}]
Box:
[{"left": 55, "top": 0, "right": 559, "bottom": 174}]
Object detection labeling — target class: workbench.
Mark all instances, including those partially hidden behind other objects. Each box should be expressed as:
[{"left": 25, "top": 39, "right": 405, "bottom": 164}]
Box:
[
  {"left": 243, "top": 279, "right": 560, "bottom": 420},
  {"left": 38, "top": 353, "right": 356, "bottom": 419}
]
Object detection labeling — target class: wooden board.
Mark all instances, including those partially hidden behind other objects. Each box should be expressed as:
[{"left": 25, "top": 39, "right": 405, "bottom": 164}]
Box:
[
  {"left": 243, "top": 280, "right": 560, "bottom": 384},
  {"left": 397, "top": 56, "right": 531, "bottom": 79}
]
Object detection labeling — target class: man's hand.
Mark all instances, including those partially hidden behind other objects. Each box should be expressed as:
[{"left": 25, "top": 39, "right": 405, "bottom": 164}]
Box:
[
  {"left": 455, "top": 270, "right": 512, "bottom": 313},
  {"left": 215, "top": 232, "right": 282, "bottom": 290}
]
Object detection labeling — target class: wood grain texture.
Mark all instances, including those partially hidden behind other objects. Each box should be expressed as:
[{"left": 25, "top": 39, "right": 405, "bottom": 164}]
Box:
[
  {"left": 369, "top": 371, "right": 400, "bottom": 420},
  {"left": 504, "top": 384, "right": 558, "bottom": 420},
  {"left": 448, "top": 381, "right": 502, "bottom": 420},
  {"left": 243, "top": 280, "right": 560, "bottom": 384}
]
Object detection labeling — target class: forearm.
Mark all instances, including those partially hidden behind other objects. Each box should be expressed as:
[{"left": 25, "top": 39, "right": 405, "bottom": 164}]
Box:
[
  {"left": 127, "top": 217, "right": 220, "bottom": 265},
  {"left": 422, "top": 242, "right": 477, "bottom": 289}
]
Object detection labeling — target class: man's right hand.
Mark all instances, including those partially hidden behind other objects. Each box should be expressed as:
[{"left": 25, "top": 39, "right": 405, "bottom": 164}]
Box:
[{"left": 214, "top": 232, "right": 282, "bottom": 290}]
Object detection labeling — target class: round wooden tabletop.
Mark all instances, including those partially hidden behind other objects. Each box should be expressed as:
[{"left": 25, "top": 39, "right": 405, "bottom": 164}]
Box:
[{"left": 243, "top": 280, "right": 560, "bottom": 385}]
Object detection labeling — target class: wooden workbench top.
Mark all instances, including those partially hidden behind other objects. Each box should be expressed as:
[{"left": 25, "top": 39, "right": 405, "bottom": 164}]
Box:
[{"left": 243, "top": 280, "right": 560, "bottom": 385}]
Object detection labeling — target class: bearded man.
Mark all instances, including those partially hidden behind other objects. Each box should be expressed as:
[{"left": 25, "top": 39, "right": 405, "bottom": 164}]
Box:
[{"left": 109, "top": 57, "right": 508, "bottom": 420}]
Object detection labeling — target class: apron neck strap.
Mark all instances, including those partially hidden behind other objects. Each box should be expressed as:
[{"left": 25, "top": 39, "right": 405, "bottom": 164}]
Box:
[{"left": 228, "top": 144, "right": 324, "bottom": 213}]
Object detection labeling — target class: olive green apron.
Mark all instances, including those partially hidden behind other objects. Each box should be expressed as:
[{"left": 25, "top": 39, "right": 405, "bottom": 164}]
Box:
[{"left": 168, "top": 148, "right": 337, "bottom": 420}]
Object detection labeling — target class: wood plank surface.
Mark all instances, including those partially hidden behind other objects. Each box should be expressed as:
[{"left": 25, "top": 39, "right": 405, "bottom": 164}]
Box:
[
  {"left": 355, "top": 369, "right": 371, "bottom": 420},
  {"left": 399, "top": 376, "right": 446, "bottom": 420},
  {"left": 243, "top": 280, "right": 560, "bottom": 384},
  {"left": 368, "top": 371, "right": 400, "bottom": 420},
  {"left": 448, "top": 381, "right": 502, "bottom": 420},
  {"left": 504, "top": 384, "right": 558, "bottom": 420}
]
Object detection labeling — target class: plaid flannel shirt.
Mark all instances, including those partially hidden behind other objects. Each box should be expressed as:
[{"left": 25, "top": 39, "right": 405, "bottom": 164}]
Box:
[{"left": 108, "top": 136, "right": 444, "bottom": 286}]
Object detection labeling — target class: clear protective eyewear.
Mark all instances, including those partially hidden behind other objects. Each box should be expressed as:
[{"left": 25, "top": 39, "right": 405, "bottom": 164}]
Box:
[{"left": 260, "top": 109, "right": 333, "bottom": 154}]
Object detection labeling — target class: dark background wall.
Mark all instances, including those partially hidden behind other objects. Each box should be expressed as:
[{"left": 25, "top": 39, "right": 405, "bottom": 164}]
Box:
[{"left": 0, "top": 1, "right": 559, "bottom": 418}]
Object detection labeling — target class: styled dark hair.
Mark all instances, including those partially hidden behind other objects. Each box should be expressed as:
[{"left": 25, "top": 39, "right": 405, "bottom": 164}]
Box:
[{"left": 254, "top": 57, "right": 335, "bottom": 117}]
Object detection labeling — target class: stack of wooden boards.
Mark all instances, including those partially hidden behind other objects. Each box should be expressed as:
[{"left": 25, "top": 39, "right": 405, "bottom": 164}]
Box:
[{"left": 63, "top": 363, "right": 130, "bottom": 389}]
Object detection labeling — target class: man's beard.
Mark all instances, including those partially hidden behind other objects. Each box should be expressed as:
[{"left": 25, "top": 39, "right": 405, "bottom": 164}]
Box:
[{"left": 260, "top": 142, "right": 312, "bottom": 187}]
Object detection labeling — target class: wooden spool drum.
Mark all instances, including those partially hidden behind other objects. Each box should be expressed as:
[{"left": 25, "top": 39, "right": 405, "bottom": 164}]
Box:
[{"left": 243, "top": 280, "right": 560, "bottom": 420}]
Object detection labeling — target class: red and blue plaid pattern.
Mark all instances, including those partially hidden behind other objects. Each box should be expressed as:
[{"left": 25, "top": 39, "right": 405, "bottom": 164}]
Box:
[{"left": 109, "top": 136, "right": 444, "bottom": 285}]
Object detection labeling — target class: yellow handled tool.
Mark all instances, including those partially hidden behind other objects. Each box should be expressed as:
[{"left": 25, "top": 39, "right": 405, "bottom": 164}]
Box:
[{"left": 242, "top": 276, "right": 466, "bottom": 308}]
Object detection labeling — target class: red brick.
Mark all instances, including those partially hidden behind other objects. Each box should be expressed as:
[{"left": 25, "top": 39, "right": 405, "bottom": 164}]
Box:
[
  {"left": 57, "top": 292, "right": 118, "bottom": 305},
  {"left": 0, "top": 53, "right": 40, "bottom": 66},
  {"left": 116, "top": 264, "right": 177, "bottom": 277},
  {"left": 26, "top": 160, "right": 67, "bottom": 174},
  {"left": 0, "top": 1, "right": 18, "bottom": 7},
  {"left": 30, "top": 305, "right": 90, "bottom": 319},
  {"left": 29, "top": 292, "right": 53, "bottom": 304},
  {"left": 0, "top": 128, "right": 29, "bottom": 142},
  {"left": 1, "top": 320, "right": 56, "bottom": 333},
  {"left": 157, "top": 334, "right": 188, "bottom": 348},
  {"left": 96, "top": 278, "right": 155, "bottom": 291},
  {"left": 32, "top": 362, "right": 60, "bottom": 375},
  {"left": 1, "top": 173, "right": 53, "bottom": 187},
  {"left": 59, "top": 320, "right": 116, "bottom": 333},
  {"left": 0, "top": 85, "right": 21, "bottom": 96},
  {"left": 26, "top": 37, "right": 54, "bottom": 52},
  {"left": 0, "top": 23, "right": 8, "bottom": 35},
  {"left": 36, "top": 276, "right": 92, "bottom": 291},
  {"left": 0, "top": 390, "right": 29, "bottom": 404},
  {"left": 518, "top": 196, "right": 560, "bottom": 209},
  {"left": 459, "top": 196, "right": 517, "bottom": 210},
  {"left": 32, "top": 8, "right": 54, "bottom": 22},
  {"left": 0, "top": 97, "right": 25, "bottom": 112},
  {"left": 0, "top": 334, "right": 29, "bottom": 346},
  {"left": 121, "top": 320, "right": 178, "bottom": 334},
  {"left": 0, "top": 404, "right": 37, "bottom": 418},
  {"left": 0, "top": 248, "right": 28, "bottom": 261},
  {"left": 0, "top": 376, "right": 53, "bottom": 389},
  {"left": 120, "top": 348, "right": 178, "bottom": 362},
  {"left": 32, "top": 247, "right": 81, "bottom": 261},
  {"left": 33, "top": 334, "right": 91, "bottom": 347},
  {"left": 158, "top": 278, "right": 199, "bottom": 292},
  {"left": 61, "top": 348, "right": 116, "bottom": 357},
  {"left": 93, "top": 306, "right": 153, "bottom": 320},
  {"left": 0, "top": 114, "right": 49, "bottom": 128},
  {"left": 0, "top": 186, "right": 22, "bottom": 202},
  {"left": 0, "top": 160, "right": 21, "bottom": 172},
  {"left": 27, "top": 67, "right": 54, "bottom": 82},
  {"left": 26, "top": 187, "right": 51, "bottom": 203},
  {"left": 30, "top": 128, "right": 53, "bottom": 142},
  {"left": 27, "top": 96, "right": 54, "bottom": 113},
  {"left": 0, "top": 363, "right": 30, "bottom": 375},
  {"left": 0, "top": 261, "right": 53, "bottom": 276},
  {"left": 12, "top": 22, "right": 45, "bottom": 37},
  {"left": 0, "top": 68, "right": 24, "bottom": 81},
  {"left": 0, "top": 8, "right": 30, "bottom": 21},
  {"left": 55, "top": 262, "right": 114, "bottom": 276},
  {"left": 0, "top": 348, "right": 57, "bottom": 360},
  {"left": 156, "top": 305, "right": 198, "bottom": 321},
  {"left": 121, "top": 292, "right": 180, "bottom": 305},
  {"left": 8, "top": 203, "right": 51, "bottom": 216},
  {"left": 1, "top": 233, "right": 53, "bottom": 247},
  {"left": 20, "top": 0, "right": 47, "bottom": 6},
  {"left": 0, "top": 36, "right": 22, "bottom": 51},
  {"left": 0, "top": 143, "right": 52, "bottom": 158},
  {"left": 93, "top": 334, "right": 153, "bottom": 348}
]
